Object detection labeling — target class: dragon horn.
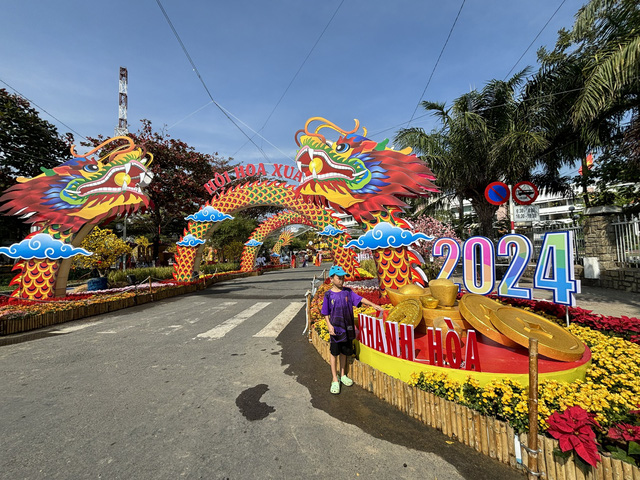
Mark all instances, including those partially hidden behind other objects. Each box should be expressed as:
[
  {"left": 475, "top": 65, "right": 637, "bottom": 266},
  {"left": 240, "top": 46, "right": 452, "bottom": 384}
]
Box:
[{"left": 70, "top": 136, "right": 135, "bottom": 163}]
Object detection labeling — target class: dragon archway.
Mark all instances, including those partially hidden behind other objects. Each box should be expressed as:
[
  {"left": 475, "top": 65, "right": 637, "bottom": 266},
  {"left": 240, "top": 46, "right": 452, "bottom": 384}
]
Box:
[
  {"left": 173, "top": 181, "right": 356, "bottom": 282},
  {"left": 239, "top": 210, "right": 313, "bottom": 271},
  {"left": 0, "top": 137, "right": 154, "bottom": 299},
  {"left": 293, "top": 117, "right": 439, "bottom": 290}
]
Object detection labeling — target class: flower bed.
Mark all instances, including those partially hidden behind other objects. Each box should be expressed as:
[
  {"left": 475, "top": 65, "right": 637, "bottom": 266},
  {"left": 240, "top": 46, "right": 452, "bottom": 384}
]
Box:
[
  {"left": 308, "top": 284, "right": 640, "bottom": 470},
  {"left": 0, "top": 269, "right": 267, "bottom": 336}
]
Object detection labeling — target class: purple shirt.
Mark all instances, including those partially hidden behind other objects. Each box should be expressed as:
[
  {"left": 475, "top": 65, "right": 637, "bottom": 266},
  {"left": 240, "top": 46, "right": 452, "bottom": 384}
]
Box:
[{"left": 321, "top": 287, "right": 363, "bottom": 341}]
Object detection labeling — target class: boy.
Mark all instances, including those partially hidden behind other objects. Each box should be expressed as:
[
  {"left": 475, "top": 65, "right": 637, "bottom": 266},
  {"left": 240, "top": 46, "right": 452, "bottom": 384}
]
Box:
[{"left": 321, "top": 265, "right": 384, "bottom": 394}]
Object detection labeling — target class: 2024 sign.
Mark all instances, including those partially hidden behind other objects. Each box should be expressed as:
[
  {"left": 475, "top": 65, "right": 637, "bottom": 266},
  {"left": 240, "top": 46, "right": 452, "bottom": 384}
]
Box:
[{"left": 432, "top": 231, "right": 581, "bottom": 306}]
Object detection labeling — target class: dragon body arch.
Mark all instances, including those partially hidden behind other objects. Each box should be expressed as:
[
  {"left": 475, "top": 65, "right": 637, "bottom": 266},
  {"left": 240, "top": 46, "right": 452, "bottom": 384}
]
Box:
[
  {"left": 173, "top": 181, "right": 357, "bottom": 281},
  {"left": 239, "top": 211, "right": 312, "bottom": 271}
]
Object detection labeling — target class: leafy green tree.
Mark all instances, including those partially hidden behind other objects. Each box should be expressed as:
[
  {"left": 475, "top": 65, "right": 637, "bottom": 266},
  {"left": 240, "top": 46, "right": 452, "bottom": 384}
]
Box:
[
  {"left": 395, "top": 71, "right": 547, "bottom": 238},
  {"left": 0, "top": 89, "right": 73, "bottom": 242},
  {"left": 208, "top": 214, "right": 259, "bottom": 256}
]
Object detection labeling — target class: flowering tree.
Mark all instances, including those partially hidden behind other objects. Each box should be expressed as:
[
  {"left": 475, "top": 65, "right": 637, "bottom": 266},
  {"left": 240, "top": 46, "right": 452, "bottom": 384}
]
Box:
[
  {"left": 411, "top": 215, "right": 461, "bottom": 279},
  {"left": 73, "top": 227, "right": 132, "bottom": 276}
]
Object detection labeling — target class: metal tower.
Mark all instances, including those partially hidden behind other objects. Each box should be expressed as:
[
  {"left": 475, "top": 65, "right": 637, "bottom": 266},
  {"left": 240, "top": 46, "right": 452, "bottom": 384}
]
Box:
[{"left": 114, "top": 67, "right": 128, "bottom": 136}]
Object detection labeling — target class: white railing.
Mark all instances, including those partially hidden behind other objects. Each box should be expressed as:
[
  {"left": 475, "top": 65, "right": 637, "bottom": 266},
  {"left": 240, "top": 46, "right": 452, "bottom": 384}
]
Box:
[
  {"left": 613, "top": 214, "right": 640, "bottom": 268},
  {"left": 530, "top": 222, "right": 585, "bottom": 264},
  {"left": 356, "top": 252, "right": 374, "bottom": 263}
]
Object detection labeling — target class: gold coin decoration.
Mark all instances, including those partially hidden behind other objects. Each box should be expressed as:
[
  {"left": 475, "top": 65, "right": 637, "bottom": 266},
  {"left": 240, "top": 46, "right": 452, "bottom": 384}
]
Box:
[
  {"left": 386, "top": 299, "right": 423, "bottom": 328},
  {"left": 491, "top": 307, "right": 585, "bottom": 362},
  {"left": 458, "top": 294, "right": 519, "bottom": 348}
]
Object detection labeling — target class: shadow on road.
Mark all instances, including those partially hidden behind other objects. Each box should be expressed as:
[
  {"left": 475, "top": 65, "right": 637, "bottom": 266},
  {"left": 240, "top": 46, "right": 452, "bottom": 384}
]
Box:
[{"left": 278, "top": 311, "right": 523, "bottom": 480}]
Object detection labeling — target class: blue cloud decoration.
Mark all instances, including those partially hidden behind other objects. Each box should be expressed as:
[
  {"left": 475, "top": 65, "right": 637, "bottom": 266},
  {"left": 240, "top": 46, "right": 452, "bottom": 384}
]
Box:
[
  {"left": 343, "top": 222, "right": 433, "bottom": 250},
  {"left": 270, "top": 252, "right": 280, "bottom": 257},
  {"left": 317, "top": 225, "right": 346, "bottom": 236},
  {"left": 176, "top": 234, "right": 205, "bottom": 247},
  {"left": 185, "top": 206, "right": 234, "bottom": 222},
  {"left": 245, "top": 239, "right": 263, "bottom": 247},
  {"left": 0, "top": 233, "right": 93, "bottom": 260}
]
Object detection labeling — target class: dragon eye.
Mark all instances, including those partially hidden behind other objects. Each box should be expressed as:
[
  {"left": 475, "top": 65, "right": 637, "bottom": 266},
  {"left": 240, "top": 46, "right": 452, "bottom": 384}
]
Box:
[
  {"left": 335, "top": 143, "right": 350, "bottom": 154},
  {"left": 83, "top": 164, "right": 99, "bottom": 172}
]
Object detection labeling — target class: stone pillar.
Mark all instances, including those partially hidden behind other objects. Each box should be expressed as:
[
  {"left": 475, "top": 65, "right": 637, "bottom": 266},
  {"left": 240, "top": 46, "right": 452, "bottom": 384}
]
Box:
[{"left": 583, "top": 206, "right": 621, "bottom": 273}]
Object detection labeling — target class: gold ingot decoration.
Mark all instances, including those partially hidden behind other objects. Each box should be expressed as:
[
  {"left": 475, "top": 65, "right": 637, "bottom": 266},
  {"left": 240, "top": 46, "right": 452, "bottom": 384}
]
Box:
[
  {"left": 386, "top": 299, "right": 423, "bottom": 328},
  {"left": 428, "top": 278, "right": 458, "bottom": 307},
  {"left": 420, "top": 304, "right": 467, "bottom": 332},
  {"left": 458, "top": 294, "right": 519, "bottom": 348},
  {"left": 386, "top": 284, "right": 431, "bottom": 306},
  {"left": 490, "top": 307, "right": 586, "bottom": 362},
  {"left": 420, "top": 296, "right": 439, "bottom": 309},
  {"left": 432, "top": 316, "right": 467, "bottom": 344}
]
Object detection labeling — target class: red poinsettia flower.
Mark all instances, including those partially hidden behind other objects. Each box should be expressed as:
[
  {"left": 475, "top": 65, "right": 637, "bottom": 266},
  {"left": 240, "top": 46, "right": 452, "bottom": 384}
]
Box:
[
  {"left": 607, "top": 423, "right": 640, "bottom": 442},
  {"left": 547, "top": 406, "right": 601, "bottom": 467}
]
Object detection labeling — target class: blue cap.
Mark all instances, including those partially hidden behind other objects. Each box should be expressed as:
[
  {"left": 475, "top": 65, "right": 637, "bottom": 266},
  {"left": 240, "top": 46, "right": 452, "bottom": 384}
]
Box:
[{"left": 329, "top": 265, "right": 348, "bottom": 277}]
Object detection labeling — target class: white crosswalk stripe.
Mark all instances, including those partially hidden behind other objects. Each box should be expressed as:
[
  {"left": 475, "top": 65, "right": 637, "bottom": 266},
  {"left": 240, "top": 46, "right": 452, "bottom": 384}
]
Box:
[
  {"left": 195, "top": 302, "right": 271, "bottom": 339},
  {"left": 187, "top": 301, "right": 237, "bottom": 324},
  {"left": 253, "top": 301, "right": 304, "bottom": 338}
]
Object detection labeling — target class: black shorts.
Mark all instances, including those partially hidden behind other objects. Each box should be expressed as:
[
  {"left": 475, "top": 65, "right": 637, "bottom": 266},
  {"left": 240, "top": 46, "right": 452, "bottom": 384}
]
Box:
[{"left": 330, "top": 339, "right": 354, "bottom": 357}]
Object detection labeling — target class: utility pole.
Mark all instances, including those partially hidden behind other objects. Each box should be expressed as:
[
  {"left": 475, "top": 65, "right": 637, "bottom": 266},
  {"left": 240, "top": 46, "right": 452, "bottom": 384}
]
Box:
[{"left": 114, "top": 67, "right": 128, "bottom": 136}]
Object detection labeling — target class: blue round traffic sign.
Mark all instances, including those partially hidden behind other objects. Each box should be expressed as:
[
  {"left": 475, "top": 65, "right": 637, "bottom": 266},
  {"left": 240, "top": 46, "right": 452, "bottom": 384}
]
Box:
[{"left": 484, "top": 181, "right": 510, "bottom": 205}]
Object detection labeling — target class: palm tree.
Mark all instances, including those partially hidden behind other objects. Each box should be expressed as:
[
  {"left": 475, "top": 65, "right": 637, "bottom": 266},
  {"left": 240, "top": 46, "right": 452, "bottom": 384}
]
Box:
[
  {"left": 569, "top": 0, "right": 640, "bottom": 125},
  {"left": 395, "top": 70, "right": 547, "bottom": 239},
  {"left": 529, "top": 0, "right": 639, "bottom": 206}
]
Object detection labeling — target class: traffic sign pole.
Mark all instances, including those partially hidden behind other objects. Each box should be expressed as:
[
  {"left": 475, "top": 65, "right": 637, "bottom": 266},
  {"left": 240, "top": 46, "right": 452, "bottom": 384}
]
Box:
[{"left": 509, "top": 184, "right": 515, "bottom": 234}]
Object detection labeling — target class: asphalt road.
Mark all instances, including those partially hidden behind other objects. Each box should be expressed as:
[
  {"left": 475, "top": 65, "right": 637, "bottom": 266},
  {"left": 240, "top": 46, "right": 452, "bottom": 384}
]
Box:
[{"left": 0, "top": 266, "right": 521, "bottom": 479}]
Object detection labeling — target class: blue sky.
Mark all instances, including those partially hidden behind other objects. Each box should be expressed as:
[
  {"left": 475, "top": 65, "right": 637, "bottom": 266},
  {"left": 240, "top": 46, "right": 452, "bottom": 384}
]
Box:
[{"left": 1, "top": 0, "right": 585, "bottom": 175}]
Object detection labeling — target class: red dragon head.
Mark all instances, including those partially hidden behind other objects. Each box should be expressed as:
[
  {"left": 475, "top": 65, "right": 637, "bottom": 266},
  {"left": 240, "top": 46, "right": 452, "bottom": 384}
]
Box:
[
  {"left": 0, "top": 136, "right": 154, "bottom": 230},
  {"left": 294, "top": 117, "right": 438, "bottom": 221}
]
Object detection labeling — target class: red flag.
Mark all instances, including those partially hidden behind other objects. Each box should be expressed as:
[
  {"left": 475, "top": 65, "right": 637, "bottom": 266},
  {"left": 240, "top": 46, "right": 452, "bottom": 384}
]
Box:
[{"left": 579, "top": 152, "right": 594, "bottom": 175}]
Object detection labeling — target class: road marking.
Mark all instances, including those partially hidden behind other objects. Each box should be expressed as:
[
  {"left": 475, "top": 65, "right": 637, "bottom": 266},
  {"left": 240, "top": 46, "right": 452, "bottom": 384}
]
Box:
[
  {"left": 253, "top": 302, "right": 304, "bottom": 337},
  {"left": 196, "top": 302, "right": 271, "bottom": 339},
  {"left": 52, "top": 324, "right": 93, "bottom": 334},
  {"left": 188, "top": 301, "right": 237, "bottom": 324}
]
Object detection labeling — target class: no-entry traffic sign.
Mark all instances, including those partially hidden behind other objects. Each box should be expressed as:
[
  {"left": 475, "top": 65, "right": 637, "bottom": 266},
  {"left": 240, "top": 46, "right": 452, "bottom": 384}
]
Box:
[
  {"left": 484, "top": 181, "right": 510, "bottom": 205},
  {"left": 513, "top": 181, "right": 539, "bottom": 205}
]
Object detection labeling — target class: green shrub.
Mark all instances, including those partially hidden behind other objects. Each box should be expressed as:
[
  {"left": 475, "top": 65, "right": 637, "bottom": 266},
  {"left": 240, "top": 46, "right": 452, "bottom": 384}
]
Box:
[
  {"left": 107, "top": 267, "right": 175, "bottom": 284},
  {"left": 201, "top": 262, "right": 239, "bottom": 274}
]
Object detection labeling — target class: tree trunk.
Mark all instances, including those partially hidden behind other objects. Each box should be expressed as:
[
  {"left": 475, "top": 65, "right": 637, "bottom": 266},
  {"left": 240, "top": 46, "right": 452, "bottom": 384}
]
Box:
[
  {"left": 457, "top": 194, "right": 465, "bottom": 239},
  {"left": 152, "top": 208, "right": 161, "bottom": 264},
  {"left": 471, "top": 197, "right": 498, "bottom": 240}
]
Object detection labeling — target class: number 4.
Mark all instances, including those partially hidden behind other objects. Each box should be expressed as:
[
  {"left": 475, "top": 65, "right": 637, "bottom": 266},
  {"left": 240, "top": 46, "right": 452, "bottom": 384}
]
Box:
[{"left": 533, "top": 231, "right": 581, "bottom": 306}]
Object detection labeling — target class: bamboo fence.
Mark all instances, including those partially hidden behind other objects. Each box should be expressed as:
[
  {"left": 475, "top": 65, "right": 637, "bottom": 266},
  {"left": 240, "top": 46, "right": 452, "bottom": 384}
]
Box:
[{"left": 311, "top": 329, "right": 640, "bottom": 480}]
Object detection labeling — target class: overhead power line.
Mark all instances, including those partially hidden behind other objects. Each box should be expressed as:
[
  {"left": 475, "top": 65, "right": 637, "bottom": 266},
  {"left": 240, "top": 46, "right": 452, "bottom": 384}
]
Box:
[
  {"left": 503, "top": 0, "right": 568, "bottom": 79},
  {"left": 0, "top": 78, "right": 87, "bottom": 140},
  {"left": 233, "top": 0, "right": 345, "bottom": 158},
  {"left": 408, "top": 0, "right": 466, "bottom": 125},
  {"left": 155, "top": 0, "right": 270, "bottom": 163}
]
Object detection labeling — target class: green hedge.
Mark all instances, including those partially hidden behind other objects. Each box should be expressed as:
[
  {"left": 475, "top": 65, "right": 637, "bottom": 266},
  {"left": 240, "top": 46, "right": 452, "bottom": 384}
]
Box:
[
  {"left": 201, "top": 263, "right": 240, "bottom": 274},
  {"left": 107, "top": 267, "right": 175, "bottom": 284}
]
